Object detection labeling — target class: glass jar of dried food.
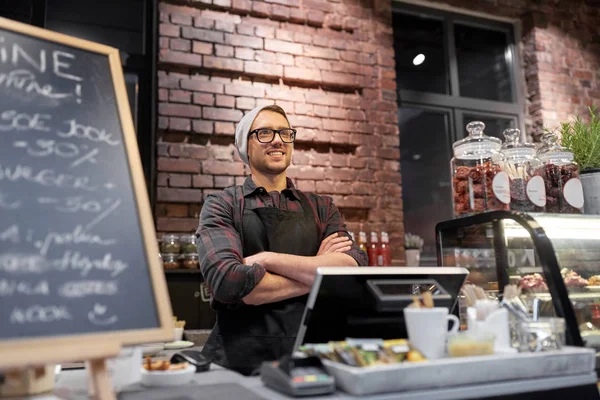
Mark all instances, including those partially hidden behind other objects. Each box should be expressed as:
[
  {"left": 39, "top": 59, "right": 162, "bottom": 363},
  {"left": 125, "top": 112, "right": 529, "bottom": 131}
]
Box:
[
  {"left": 160, "top": 234, "right": 180, "bottom": 253},
  {"left": 451, "top": 121, "right": 510, "bottom": 217},
  {"left": 500, "top": 128, "right": 546, "bottom": 212},
  {"left": 161, "top": 253, "right": 180, "bottom": 269},
  {"left": 182, "top": 253, "right": 199, "bottom": 269},
  {"left": 536, "top": 132, "right": 584, "bottom": 213},
  {"left": 179, "top": 234, "right": 197, "bottom": 254}
]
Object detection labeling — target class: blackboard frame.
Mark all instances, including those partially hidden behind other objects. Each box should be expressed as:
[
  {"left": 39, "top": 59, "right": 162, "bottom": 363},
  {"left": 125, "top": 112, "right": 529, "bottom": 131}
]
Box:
[{"left": 0, "top": 17, "right": 174, "bottom": 370}]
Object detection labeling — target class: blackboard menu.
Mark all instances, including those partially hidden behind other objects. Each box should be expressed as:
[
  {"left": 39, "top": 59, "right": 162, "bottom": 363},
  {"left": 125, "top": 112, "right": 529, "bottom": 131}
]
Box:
[{"left": 0, "top": 27, "right": 159, "bottom": 340}]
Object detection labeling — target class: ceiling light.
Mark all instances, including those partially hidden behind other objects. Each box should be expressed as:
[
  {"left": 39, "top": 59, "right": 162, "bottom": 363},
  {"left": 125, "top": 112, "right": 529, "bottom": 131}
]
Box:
[{"left": 413, "top": 54, "right": 425, "bottom": 66}]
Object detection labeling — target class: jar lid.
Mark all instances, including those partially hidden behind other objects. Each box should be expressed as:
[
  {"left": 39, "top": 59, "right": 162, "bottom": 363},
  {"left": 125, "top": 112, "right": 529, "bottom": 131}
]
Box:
[
  {"left": 453, "top": 121, "right": 502, "bottom": 158},
  {"left": 162, "top": 233, "right": 179, "bottom": 241},
  {"left": 537, "top": 131, "right": 574, "bottom": 162},
  {"left": 501, "top": 128, "right": 536, "bottom": 158},
  {"left": 183, "top": 253, "right": 198, "bottom": 259},
  {"left": 160, "top": 252, "right": 180, "bottom": 259}
]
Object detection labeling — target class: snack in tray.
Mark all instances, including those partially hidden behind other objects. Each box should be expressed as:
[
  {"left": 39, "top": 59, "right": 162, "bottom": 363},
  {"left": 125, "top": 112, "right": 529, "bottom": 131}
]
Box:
[
  {"left": 173, "top": 316, "right": 186, "bottom": 329},
  {"left": 143, "top": 357, "right": 189, "bottom": 372},
  {"left": 561, "top": 269, "right": 588, "bottom": 289},
  {"left": 519, "top": 274, "right": 548, "bottom": 292},
  {"left": 587, "top": 275, "right": 600, "bottom": 286},
  {"left": 447, "top": 332, "right": 495, "bottom": 358}
]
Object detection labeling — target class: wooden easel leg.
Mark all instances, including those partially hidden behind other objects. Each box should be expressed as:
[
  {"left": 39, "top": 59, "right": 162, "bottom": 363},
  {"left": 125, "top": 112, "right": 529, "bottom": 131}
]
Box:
[{"left": 88, "top": 359, "right": 116, "bottom": 400}]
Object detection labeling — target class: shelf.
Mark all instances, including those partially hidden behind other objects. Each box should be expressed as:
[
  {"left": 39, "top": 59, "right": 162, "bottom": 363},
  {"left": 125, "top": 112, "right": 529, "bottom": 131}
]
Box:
[
  {"left": 525, "top": 292, "right": 600, "bottom": 300},
  {"left": 164, "top": 268, "right": 203, "bottom": 274}
]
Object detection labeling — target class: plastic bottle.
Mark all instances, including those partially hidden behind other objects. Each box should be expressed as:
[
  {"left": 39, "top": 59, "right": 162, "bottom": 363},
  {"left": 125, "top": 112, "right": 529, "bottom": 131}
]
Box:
[
  {"left": 368, "top": 232, "right": 379, "bottom": 266},
  {"left": 379, "top": 232, "right": 392, "bottom": 266}
]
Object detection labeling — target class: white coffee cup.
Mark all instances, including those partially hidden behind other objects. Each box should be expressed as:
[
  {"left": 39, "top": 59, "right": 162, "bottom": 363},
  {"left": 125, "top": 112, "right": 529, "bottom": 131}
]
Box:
[{"left": 404, "top": 307, "right": 460, "bottom": 360}]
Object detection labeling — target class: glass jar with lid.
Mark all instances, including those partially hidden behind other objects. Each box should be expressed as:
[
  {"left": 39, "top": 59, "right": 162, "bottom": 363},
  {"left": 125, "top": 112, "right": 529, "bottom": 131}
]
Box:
[
  {"left": 161, "top": 253, "right": 180, "bottom": 269},
  {"left": 500, "top": 128, "right": 546, "bottom": 212},
  {"left": 451, "top": 121, "right": 510, "bottom": 217},
  {"left": 179, "top": 234, "right": 197, "bottom": 254},
  {"left": 182, "top": 253, "right": 199, "bottom": 269},
  {"left": 536, "top": 132, "right": 584, "bottom": 213},
  {"left": 160, "top": 234, "right": 180, "bottom": 253}
]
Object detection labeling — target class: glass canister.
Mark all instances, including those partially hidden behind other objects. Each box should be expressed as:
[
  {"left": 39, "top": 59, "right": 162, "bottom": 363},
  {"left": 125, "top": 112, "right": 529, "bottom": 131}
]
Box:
[
  {"left": 451, "top": 121, "right": 510, "bottom": 217},
  {"left": 161, "top": 253, "right": 180, "bottom": 269},
  {"left": 182, "top": 253, "right": 199, "bottom": 269},
  {"left": 500, "top": 128, "right": 546, "bottom": 212},
  {"left": 536, "top": 132, "right": 584, "bottom": 213},
  {"left": 160, "top": 234, "right": 180, "bottom": 253},
  {"left": 179, "top": 234, "right": 197, "bottom": 254}
]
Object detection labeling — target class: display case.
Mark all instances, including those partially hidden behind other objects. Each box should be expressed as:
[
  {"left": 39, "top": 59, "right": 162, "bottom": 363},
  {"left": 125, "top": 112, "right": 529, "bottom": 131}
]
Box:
[{"left": 435, "top": 211, "right": 600, "bottom": 359}]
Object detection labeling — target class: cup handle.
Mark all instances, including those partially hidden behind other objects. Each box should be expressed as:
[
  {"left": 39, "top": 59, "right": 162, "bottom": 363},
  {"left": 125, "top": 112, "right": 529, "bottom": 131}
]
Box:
[{"left": 447, "top": 314, "right": 460, "bottom": 334}]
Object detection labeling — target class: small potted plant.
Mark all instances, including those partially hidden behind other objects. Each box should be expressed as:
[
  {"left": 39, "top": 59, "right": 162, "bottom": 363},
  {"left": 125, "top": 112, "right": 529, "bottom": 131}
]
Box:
[
  {"left": 559, "top": 106, "right": 600, "bottom": 214},
  {"left": 404, "top": 233, "right": 424, "bottom": 266}
]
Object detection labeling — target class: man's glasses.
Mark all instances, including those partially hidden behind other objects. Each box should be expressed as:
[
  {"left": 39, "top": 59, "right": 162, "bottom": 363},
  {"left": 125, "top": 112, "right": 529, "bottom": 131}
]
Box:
[{"left": 249, "top": 128, "right": 297, "bottom": 143}]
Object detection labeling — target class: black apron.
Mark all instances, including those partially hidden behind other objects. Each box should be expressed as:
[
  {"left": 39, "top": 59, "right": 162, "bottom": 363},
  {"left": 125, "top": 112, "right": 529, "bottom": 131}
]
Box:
[{"left": 202, "top": 190, "right": 321, "bottom": 376}]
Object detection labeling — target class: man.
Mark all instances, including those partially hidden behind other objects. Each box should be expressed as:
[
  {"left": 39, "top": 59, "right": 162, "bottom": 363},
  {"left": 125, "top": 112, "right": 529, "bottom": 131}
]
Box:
[{"left": 196, "top": 104, "right": 368, "bottom": 375}]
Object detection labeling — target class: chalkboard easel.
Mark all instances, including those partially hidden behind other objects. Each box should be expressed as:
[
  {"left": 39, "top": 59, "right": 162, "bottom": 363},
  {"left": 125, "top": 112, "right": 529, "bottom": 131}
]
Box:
[{"left": 0, "top": 17, "right": 174, "bottom": 400}]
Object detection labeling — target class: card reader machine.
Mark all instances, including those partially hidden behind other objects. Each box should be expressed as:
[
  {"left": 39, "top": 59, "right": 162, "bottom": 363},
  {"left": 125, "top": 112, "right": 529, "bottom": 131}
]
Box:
[{"left": 260, "top": 355, "right": 335, "bottom": 397}]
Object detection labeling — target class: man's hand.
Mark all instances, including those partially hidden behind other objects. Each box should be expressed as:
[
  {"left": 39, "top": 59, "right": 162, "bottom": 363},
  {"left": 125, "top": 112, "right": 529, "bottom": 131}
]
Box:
[
  {"left": 317, "top": 233, "right": 352, "bottom": 256},
  {"left": 243, "top": 252, "right": 271, "bottom": 267}
]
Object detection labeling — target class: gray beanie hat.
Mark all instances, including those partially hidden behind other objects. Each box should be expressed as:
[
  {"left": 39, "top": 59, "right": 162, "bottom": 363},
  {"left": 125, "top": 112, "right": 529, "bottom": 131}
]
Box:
[{"left": 235, "top": 105, "right": 280, "bottom": 165}]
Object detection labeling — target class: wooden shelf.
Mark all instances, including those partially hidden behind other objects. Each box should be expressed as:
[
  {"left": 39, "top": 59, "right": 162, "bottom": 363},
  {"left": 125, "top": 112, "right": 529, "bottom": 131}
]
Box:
[{"left": 164, "top": 268, "right": 203, "bottom": 274}]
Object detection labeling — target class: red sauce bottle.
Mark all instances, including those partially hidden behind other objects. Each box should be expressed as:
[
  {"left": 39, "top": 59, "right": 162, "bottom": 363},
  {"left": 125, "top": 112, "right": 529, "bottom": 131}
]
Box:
[
  {"left": 368, "top": 232, "right": 379, "bottom": 267},
  {"left": 379, "top": 232, "right": 392, "bottom": 266}
]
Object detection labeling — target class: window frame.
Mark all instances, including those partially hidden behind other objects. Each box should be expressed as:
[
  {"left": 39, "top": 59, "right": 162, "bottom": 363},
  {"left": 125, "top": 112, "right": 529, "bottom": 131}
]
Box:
[{"left": 393, "top": 2, "right": 525, "bottom": 135}]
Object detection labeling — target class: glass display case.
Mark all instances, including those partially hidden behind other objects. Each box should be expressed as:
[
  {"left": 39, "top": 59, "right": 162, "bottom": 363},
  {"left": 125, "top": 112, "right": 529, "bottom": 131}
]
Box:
[{"left": 435, "top": 211, "right": 600, "bottom": 359}]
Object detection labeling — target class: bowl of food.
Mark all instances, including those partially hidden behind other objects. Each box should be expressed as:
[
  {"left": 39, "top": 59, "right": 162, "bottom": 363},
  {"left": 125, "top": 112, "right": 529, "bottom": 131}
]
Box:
[
  {"left": 141, "top": 358, "right": 195, "bottom": 387},
  {"left": 447, "top": 332, "right": 495, "bottom": 358}
]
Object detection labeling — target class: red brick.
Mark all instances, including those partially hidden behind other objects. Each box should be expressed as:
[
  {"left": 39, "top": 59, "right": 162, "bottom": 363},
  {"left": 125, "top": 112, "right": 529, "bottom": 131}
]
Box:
[
  {"left": 289, "top": 8, "right": 306, "bottom": 23},
  {"left": 314, "top": 105, "right": 328, "bottom": 117},
  {"left": 159, "top": 37, "right": 170, "bottom": 49},
  {"left": 171, "top": 13, "right": 192, "bottom": 26},
  {"left": 172, "top": 144, "right": 210, "bottom": 159},
  {"left": 158, "top": 157, "right": 201, "bottom": 173},
  {"left": 347, "top": 109, "right": 366, "bottom": 121},
  {"left": 169, "top": 173, "right": 192, "bottom": 188},
  {"left": 343, "top": 17, "right": 359, "bottom": 32},
  {"left": 232, "top": 0, "right": 252, "bottom": 13},
  {"left": 573, "top": 69, "right": 593, "bottom": 80},
  {"left": 348, "top": 157, "right": 367, "bottom": 169},
  {"left": 287, "top": 115, "right": 322, "bottom": 129},
  {"left": 252, "top": 1, "right": 272, "bottom": 17},
  {"left": 215, "top": 122, "right": 235, "bottom": 135},
  {"left": 192, "top": 120, "right": 213, "bottom": 134},
  {"left": 215, "top": 94, "right": 234, "bottom": 108},
  {"left": 158, "top": 117, "right": 169, "bottom": 130},
  {"left": 307, "top": 10, "right": 325, "bottom": 27},
  {"left": 157, "top": 172, "right": 169, "bottom": 187},
  {"left": 158, "top": 88, "right": 168, "bottom": 101},
  {"left": 294, "top": 103, "right": 313, "bottom": 115},
  {"left": 329, "top": 38, "right": 347, "bottom": 50},
  {"left": 181, "top": 78, "right": 223, "bottom": 94},
  {"left": 225, "top": 33, "right": 264, "bottom": 49},
  {"left": 159, "top": 50, "right": 202, "bottom": 68},
  {"left": 312, "top": 35, "right": 328, "bottom": 48},
  {"left": 193, "top": 93, "right": 215, "bottom": 106},
  {"left": 277, "top": 53, "right": 295, "bottom": 66},
  {"left": 202, "top": 161, "right": 245, "bottom": 175},
  {"left": 169, "top": 89, "right": 191, "bottom": 103},
  {"left": 322, "top": 71, "right": 359, "bottom": 87},
  {"left": 236, "top": 23, "right": 255, "bottom": 36},
  {"left": 304, "top": 46, "right": 339, "bottom": 60},
  {"left": 169, "top": 117, "right": 191, "bottom": 131},
  {"left": 170, "top": 38, "right": 191, "bottom": 52},
  {"left": 265, "top": 39, "right": 303, "bottom": 55},
  {"left": 296, "top": 56, "right": 317, "bottom": 69},
  {"left": 158, "top": 71, "right": 181, "bottom": 88},
  {"left": 194, "top": 17, "right": 215, "bottom": 29},
  {"left": 330, "top": 131, "right": 351, "bottom": 145},
  {"left": 331, "top": 153, "right": 348, "bottom": 167},
  {"left": 271, "top": 5, "right": 290, "bottom": 21},
  {"left": 204, "top": 56, "right": 244, "bottom": 72},
  {"left": 211, "top": 146, "right": 235, "bottom": 160},
  {"left": 264, "top": 0, "right": 299, "bottom": 6},
  {"left": 191, "top": 41, "right": 213, "bottom": 55},
  {"left": 265, "top": 87, "right": 299, "bottom": 101},
  {"left": 323, "top": 119, "right": 354, "bottom": 132},
  {"left": 160, "top": 23, "right": 180, "bottom": 38},
  {"left": 181, "top": 27, "right": 224, "bottom": 43},
  {"left": 255, "top": 25, "right": 275, "bottom": 39},
  {"left": 215, "top": 20, "right": 235, "bottom": 33},
  {"left": 159, "top": 103, "right": 202, "bottom": 118},
  {"left": 303, "top": 0, "right": 332, "bottom": 12},
  {"left": 286, "top": 166, "right": 325, "bottom": 181},
  {"left": 225, "top": 83, "right": 265, "bottom": 97},
  {"left": 235, "top": 47, "right": 255, "bottom": 60},
  {"left": 245, "top": 61, "right": 283, "bottom": 78},
  {"left": 306, "top": 91, "right": 340, "bottom": 106},
  {"left": 325, "top": 13, "right": 343, "bottom": 30},
  {"left": 192, "top": 174, "right": 214, "bottom": 188},
  {"left": 284, "top": 66, "right": 321, "bottom": 82},
  {"left": 329, "top": 107, "right": 347, "bottom": 119},
  {"left": 277, "top": 100, "right": 294, "bottom": 112},
  {"left": 203, "top": 107, "right": 243, "bottom": 121},
  {"left": 295, "top": 180, "right": 316, "bottom": 192},
  {"left": 215, "top": 176, "right": 236, "bottom": 188},
  {"left": 157, "top": 188, "right": 203, "bottom": 203},
  {"left": 254, "top": 50, "right": 277, "bottom": 64}
]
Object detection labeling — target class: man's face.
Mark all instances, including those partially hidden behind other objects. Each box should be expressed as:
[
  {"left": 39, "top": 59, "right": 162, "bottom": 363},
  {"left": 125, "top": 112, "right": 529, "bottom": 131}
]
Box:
[{"left": 247, "top": 110, "right": 293, "bottom": 175}]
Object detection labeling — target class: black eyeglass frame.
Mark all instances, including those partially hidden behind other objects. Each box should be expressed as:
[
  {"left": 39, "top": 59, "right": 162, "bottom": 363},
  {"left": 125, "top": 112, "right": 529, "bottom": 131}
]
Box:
[{"left": 248, "top": 128, "right": 297, "bottom": 143}]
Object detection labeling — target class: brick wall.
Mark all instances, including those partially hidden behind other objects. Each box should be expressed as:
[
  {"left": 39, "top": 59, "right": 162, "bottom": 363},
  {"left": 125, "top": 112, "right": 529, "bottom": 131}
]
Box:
[
  {"left": 156, "top": 0, "right": 405, "bottom": 261},
  {"left": 412, "top": 0, "right": 600, "bottom": 140}
]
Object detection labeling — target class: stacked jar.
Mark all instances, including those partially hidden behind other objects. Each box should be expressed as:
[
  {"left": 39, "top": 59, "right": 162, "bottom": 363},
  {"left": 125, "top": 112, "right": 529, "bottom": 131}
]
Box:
[
  {"left": 536, "top": 132, "right": 584, "bottom": 213},
  {"left": 451, "top": 121, "right": 510, "bottom": 217},
  {"left": 500, "top": 128, "right": 546, "bottom": 212},
  {"left": 160, "top": 233, "right": 200, "bottom": 269}
]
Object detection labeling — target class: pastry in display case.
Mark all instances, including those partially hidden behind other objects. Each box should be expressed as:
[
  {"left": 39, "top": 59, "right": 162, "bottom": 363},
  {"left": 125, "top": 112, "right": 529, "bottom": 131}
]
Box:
[{"left": 435, "top": 211, "right": 600, "bottom": 369}]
